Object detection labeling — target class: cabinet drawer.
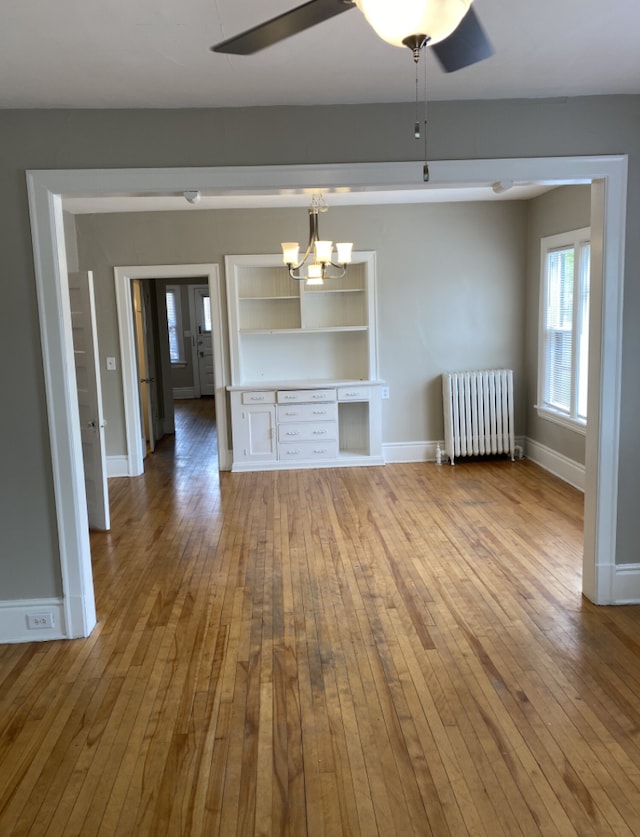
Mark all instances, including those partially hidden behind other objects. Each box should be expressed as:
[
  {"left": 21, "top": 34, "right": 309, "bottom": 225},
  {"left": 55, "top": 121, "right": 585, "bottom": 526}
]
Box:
[
  {"left": 337, "top": 386, "right": 371, "bottom": 401},
  {"left": 277, "top": 388, "right": 336, "bottom": 404},
  {"left": 278, "top": 439, "right": 339, "bottom": 461},
  {"left": 241, "top": 390, "right": 275, "bottom": 405},
  {"left": 278, "top": 421, "right": 338, "bottom": 443},
  {"left": 277, "top": 402, "right": 338, "bottom": 423}
]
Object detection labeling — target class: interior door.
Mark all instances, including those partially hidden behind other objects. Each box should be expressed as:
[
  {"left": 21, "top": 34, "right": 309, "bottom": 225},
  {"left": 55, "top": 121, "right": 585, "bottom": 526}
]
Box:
[
  {"left": 133, "top": 280, "right": 157, "bottom": 454},
  {"left": 68, "top": 270, "right": 110, "bottom": 531},
  {"left": 192, "top": 285, "right": 215, "bottom": 396}
]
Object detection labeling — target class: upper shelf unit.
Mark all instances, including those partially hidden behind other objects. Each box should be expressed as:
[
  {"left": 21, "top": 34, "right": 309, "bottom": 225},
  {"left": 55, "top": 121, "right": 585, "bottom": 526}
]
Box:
[{"left": 225, "top": 252, "right": 378, "bottom": 386}]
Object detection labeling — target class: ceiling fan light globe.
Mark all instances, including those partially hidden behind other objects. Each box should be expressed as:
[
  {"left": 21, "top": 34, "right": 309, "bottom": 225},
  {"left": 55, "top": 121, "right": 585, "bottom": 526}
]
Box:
[{"left": 355, "top": 0, "right": 472, "bottom": 48}]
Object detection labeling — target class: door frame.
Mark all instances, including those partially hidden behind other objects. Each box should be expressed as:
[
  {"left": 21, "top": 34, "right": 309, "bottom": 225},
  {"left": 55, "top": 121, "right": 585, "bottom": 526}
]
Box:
[
  {"left": 26, "top": 157, "right": 627, "bottom": 638},
  {"left": 115, "top": 264, "right": 227, "bottom": 476}
]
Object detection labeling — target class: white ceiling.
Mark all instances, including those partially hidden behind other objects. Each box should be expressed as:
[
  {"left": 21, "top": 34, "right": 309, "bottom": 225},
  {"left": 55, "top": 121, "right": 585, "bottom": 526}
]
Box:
[{"left": 2, "top": 0, "right": 639, "bottom": 109}]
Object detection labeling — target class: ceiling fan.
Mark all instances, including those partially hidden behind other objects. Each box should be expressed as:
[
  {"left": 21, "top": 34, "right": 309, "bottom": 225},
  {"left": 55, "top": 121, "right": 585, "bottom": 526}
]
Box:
[{"left": 211, "top": 0, "right": 493, "bottom": 74}]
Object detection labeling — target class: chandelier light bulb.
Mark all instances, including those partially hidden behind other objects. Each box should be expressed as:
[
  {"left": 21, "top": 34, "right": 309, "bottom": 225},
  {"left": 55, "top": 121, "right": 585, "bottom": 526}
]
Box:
[
  {"left": 281, "top": 242, "right": 300, "bottom": 265},
  {"left": 336, "top": 242, "right": 353, "bottom": 264},
  {"left": 314, "top": 240, "right": 333, "bottom": 264}
]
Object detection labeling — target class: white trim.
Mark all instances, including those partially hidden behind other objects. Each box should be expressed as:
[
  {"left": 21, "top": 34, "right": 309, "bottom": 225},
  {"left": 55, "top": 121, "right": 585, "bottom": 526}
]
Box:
[
  {"left": 106, "top": 455, "right": 130, "bottom": 478},
  {"left": 383, "top": 441, "right": 439, "bottom": 463},
  {"left": 582, "top": 174, "right": 626, "bottom": 605},
  {"left": 537, "top": 227, "right": 591, "bottom": 428},
  {"left": 535, "top": 406, "right": 587, "bottom": 435},
  {"left": 232, "top": 454, "right": 385, "bottom": 473},
  {"left": 524, "top": 437, "right": 585, "bottom": 492},
  {"left": 0, "top": 598, "right": 66, "bottom": 644},
  {"left": 383, "top": 436, "right": 526, "bottom": 465},
  {"left": 613, "top": 564, "right": 640, "bottom": 605},
  {"left": 24, "top": 156, "right": 627, "bottom": 640},
  {"left": 26, "top": 178, "right": 97, "bottom": 640},
  {"left": 173, "top": 387, "right": 198, "bottom": 399},
  {"left": 114, "top": 263, "right": 230, "bottom": 475}
]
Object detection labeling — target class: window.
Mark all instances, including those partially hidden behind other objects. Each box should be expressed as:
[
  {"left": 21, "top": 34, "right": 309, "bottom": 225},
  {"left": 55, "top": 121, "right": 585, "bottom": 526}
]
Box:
[
  {"left": 538, "top": 227, "right": 590, "bottom": 430},
  {"left": 165, "top": 286, "right": 185, "bottom": 364},
  {"left": 200, "top": 294, "right": 212, "bottom": 333}
]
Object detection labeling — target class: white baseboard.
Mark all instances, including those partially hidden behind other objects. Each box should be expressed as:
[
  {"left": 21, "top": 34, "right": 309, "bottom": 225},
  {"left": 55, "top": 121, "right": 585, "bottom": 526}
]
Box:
[
  {"left": 173, "top": 387, "right": 197, "bottom": 399},
  {"left": 524, "top": 437, "right": 585, "bottom": 491},
  {"left": 612, "top": 564, "right": 640, "bottom": 604},
  {"left": 0, "top": 598, "right": 67, "bottom": 644},
  {"left": 383, "top": 437, "right": 526, "bottom": 466},
  {"left": 383, "top": 441, "right": 441, "bottom": 463},
  {"left": 107, "top": 455, "right": 130, "bottom": 478}
]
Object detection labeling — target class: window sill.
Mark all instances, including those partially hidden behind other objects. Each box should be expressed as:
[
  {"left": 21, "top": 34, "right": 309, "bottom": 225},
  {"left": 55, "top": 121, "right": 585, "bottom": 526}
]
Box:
[
  {"left": 170, "top": 361, "right": 188, "bottom": 368},
  {"left": 535, "top": 405, "right": 586, "bottom": 435}
]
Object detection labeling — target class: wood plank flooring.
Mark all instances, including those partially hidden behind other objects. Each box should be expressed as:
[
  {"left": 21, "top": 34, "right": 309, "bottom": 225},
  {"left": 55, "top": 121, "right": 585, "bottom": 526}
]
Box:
[{"left": 2, "top": 398, "right": 640, "bottom": 835}]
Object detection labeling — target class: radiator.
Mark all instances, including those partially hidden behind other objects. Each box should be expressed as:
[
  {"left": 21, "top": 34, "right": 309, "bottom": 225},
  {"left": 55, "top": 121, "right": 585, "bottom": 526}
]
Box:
[{"left": 442, "top": 369, "right": 515, "bottom": 465}]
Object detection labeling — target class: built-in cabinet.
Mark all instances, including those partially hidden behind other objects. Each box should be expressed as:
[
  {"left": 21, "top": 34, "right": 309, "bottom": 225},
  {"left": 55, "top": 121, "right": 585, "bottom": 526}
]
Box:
[{"left": 225, "top": 253, "right": 384, "bottom": 472}]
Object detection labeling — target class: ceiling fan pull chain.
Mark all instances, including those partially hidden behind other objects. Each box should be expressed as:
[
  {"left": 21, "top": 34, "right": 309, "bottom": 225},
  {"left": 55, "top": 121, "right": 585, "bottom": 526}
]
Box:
[
  {"left": 423, "top": 47, "right": 429, "bottom": 181},
  {"left": 414, "top": 56, "right": 421, "bottom": 138}
]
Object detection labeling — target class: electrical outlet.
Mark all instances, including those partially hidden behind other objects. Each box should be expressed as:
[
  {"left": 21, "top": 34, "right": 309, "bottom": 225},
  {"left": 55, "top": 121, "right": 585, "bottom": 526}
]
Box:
[
  {"left": 381, "top": 386, "right": 390, "bottom": 400},
  {"left": 27, "top": 612, "right": 55, "bottom": 630},
  {"left": 106, "top": 356, "right": 117, "bottom": 371}
]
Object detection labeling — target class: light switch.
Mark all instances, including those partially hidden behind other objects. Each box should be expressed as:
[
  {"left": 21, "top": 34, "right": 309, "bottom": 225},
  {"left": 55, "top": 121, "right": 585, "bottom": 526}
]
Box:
[{"left": 106, "top": 357, "right": 117, "bottom": 371}]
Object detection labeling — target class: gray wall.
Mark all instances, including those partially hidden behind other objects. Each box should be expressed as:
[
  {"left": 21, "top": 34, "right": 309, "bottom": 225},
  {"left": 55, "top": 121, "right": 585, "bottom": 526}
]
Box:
[
  {"left": 1, "top": 96, "right": 639, "bottom": 602},
  {"left": 74, "top": 201, "right": 527, "bottom": 456},
  {"left": 525, "top": 185, "right": 592, "bottom": 465}
]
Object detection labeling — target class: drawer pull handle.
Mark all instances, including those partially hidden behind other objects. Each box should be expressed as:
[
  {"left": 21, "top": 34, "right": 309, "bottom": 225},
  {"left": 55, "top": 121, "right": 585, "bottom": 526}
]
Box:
[
  {"left": 314, "top": 449, "right": 329, "bottom": 454},
  {"left": 285, "top": 431, "right": 301, "bottom": 436},
  {"left": 250, "top": 395, "right": 265, "bottom": 401},
  {"left": 313, "top": 430, "right": 327, "bottom": 435},
  {"left": 313, "top": 410, "right": 327, "bottom": 415},
  {"left": 344, "top": 391, "right": 357, "bottom": 397}
]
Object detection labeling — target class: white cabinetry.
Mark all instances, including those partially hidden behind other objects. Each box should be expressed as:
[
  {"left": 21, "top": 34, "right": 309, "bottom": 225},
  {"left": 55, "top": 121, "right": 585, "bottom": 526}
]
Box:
[{"left": 225, "top": 253, "right": 384, "bottom": 472}]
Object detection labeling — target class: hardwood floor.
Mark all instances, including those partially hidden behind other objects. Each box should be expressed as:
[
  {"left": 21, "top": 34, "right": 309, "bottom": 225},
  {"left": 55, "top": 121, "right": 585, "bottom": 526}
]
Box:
[{"left": 2, "top": 398, "right": 640, "bottom": 835}]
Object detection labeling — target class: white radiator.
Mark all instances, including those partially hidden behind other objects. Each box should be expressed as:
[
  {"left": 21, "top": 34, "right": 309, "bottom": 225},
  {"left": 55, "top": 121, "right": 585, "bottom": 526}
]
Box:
[{"left": 442, "top": 369, "right": 515, "bottom": 465}]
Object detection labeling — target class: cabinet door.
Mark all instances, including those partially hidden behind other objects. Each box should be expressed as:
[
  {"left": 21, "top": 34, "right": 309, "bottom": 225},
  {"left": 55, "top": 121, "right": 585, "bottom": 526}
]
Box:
[{"left": 235, "top": 404, "right": 276, "bottom": 463}]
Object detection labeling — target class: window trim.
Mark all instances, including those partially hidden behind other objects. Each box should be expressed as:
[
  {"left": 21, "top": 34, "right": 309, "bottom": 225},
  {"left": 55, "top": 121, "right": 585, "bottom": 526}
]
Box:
[{"left": 537, "top": 226, "right": 590, "bottom": 433}]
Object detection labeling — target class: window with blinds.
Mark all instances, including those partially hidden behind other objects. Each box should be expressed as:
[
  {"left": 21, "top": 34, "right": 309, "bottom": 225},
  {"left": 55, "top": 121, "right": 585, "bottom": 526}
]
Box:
[
  {"left": 165, "top": 287, "right": 184, "bottom": 364},
  {"left": 538, "top": 227, "right": 590, "bottom": 431}
]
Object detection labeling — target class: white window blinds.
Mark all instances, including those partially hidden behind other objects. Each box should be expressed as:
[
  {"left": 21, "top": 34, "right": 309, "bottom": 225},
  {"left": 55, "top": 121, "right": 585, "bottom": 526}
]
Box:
[{"left": 166, "top": 287, "right": 184, "bottom": 363}]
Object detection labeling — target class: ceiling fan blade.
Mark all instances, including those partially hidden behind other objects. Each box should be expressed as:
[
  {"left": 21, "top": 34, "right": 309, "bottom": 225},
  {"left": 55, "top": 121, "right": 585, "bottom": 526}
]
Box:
[
  {"left": 212, "top": 0, "right": 355, "bottom": 55},
  {"left": 431, "top": 6, "right": 493, "bottom": 72}
]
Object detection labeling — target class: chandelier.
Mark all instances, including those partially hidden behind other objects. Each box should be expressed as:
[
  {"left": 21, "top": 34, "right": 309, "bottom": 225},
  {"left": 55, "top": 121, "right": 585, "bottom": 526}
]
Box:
[{"left": 281, "top": 195, "right": 353, "bottom": 284}]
